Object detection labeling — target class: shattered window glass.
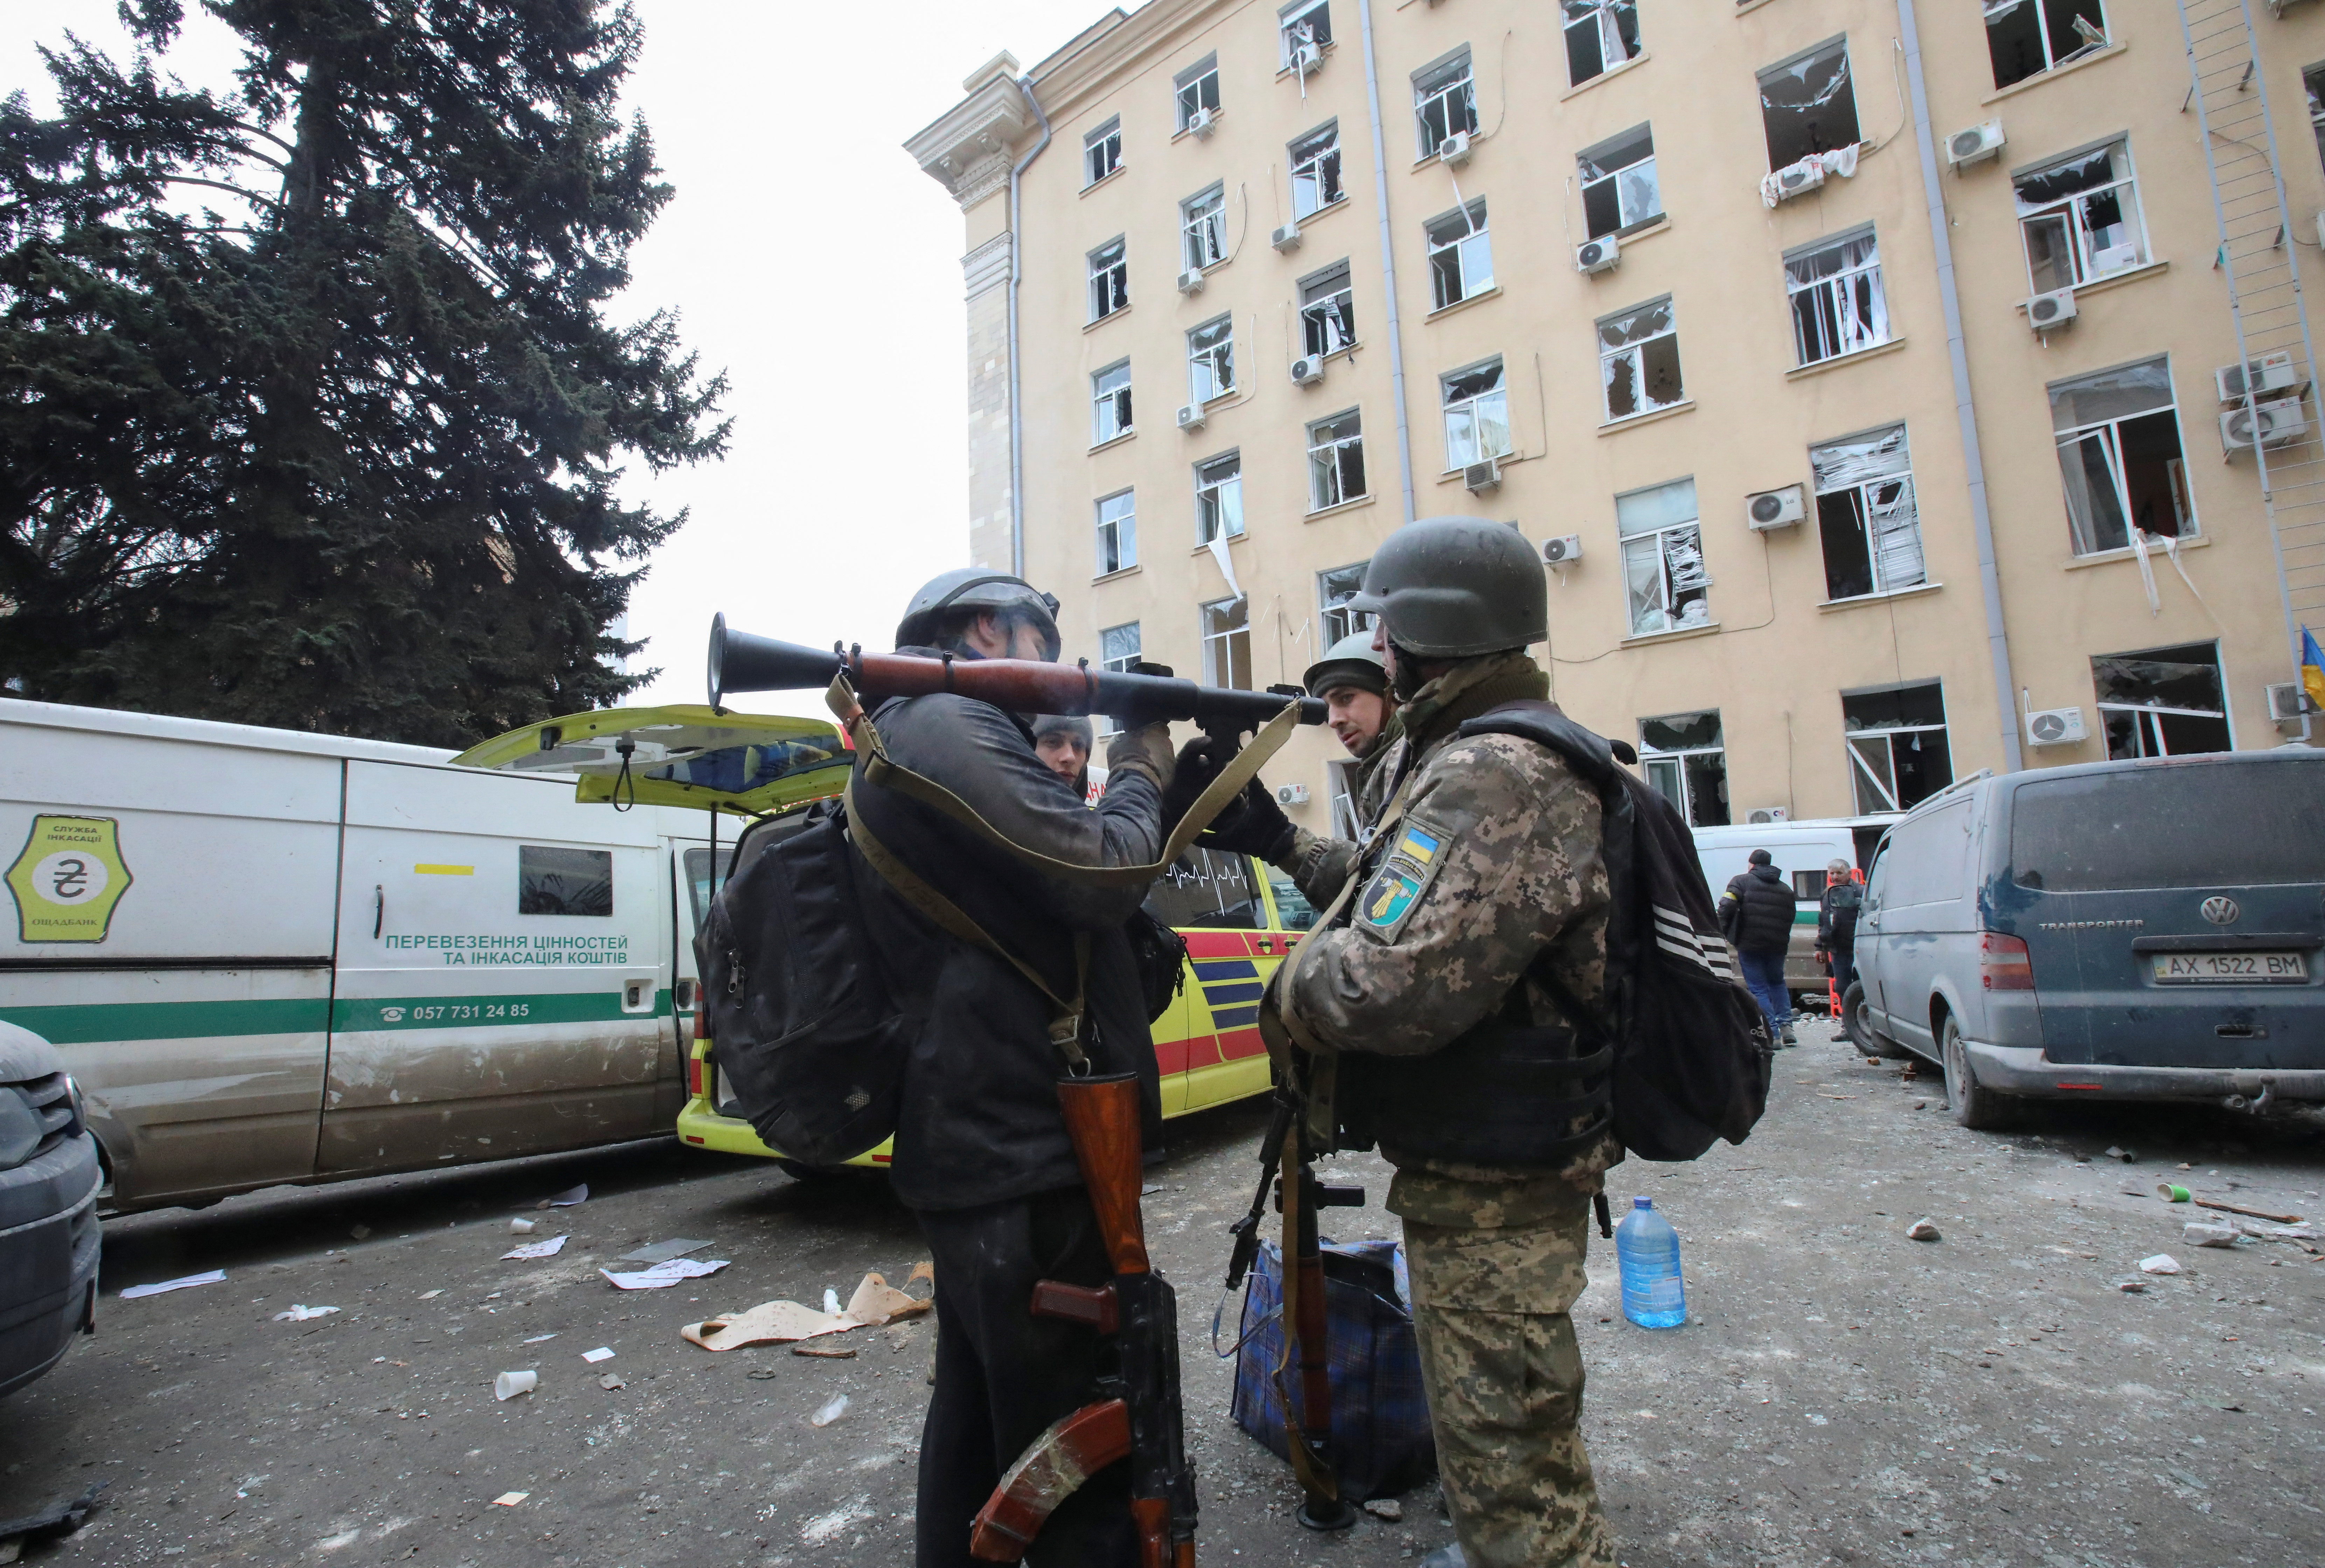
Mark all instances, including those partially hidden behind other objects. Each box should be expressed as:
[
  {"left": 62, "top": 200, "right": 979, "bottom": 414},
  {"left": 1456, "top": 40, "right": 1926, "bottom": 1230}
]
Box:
[
  {"left": 1319, "top": 560, "right": 1372, "bottom": 643},
  {"left": 1307, "top": 409, "right": 1367, "bottom": 511},
  {"left": 1092, "top": 360, "right": 1133, "bottom": 445},
  {"left": 1195, "top": 451, "right": 1244, "bottom": 543},
  {"left": 1289, "top": 122, "right": 1344, "bottom": 218},
  {"left": 1188, "top": 315, "right": 1235, "bottom": 404},
  {"left": 1094, "top": 490, "right": 1137, "bottom": 576},
  {"left": 1426, "top": 201, "right": 1493, "bottom": 310},
  {"left": 1200, "top": 597, "right": 1253, "bottom": 691},
  {"left": 1564, "top": 0, "right": 1640, "bottom": 88},
  {"left": 1084, "top": 118, "right": 1122, "bottom": 186},
  {"left": 2049, "top": 356, "right": 2190, "bottom": 555},
  {"left": 2014, "top": 141, "right": 2145, "bottom": 291},
  {"left": 1598, "top": 298, "right": 1683, "bottom": 422},
  {"left": 1182, "top": 186, "right": 1228, "bottom": 272},
  {"left": 2090, "top": 643, "right": 2230, "bottom": 760},
  {"left": 2309, "top": 64, "right": 2325, "bottom": 176},
  {"left": 1758, "top": 38, "right": 1859, "bottom": 171},
  {"left": 1986, "top": 0, "right": 2108, "bottom": 91},
  {"left": 1088, "top": 238, "right": 1128, "bottom": 322},
  {"left": 1176, "top": 57, "right": 1221, "bottom": 131},
  {"left": 1811, "top": 425, "right": 1924, "bottom": 601},
  {"left": 1413, "top": 53, "right": 1477, "bottom": 158},
  {"left": 1282, "top": 0, "right": 1332, "bottom": 63},
  {"left": 1300, "top": 263, "right": 1357, "bottom": 357},
  {"left": 1578, "top": 124, "right": 1658, "bottom": 240},
  {"left": 1841, "top": 683, "right": 1950, "bottom": 814},
  {"left": 1442, "top": 358, "right": 1510, "bottom": 468},
  {"left": 1785, "top": 228, "right": 1888, "bottom": 365},
  {"left": 1638, "top": 710, "right": 1727, "bottom": 827},
  {"left": 1616, "top": 478, "right": 1708, "bottom": 637}
]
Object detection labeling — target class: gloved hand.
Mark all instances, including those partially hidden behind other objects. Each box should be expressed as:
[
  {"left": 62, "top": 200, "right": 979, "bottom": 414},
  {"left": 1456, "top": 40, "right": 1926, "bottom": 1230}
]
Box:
[
  {"left": 1158, "top": 733, "right": 1229, "bottom": 830},
  {"left": 1105, "top": 721, "right": 1177, "bottom": 792},
  {"left": 1199, "top": 777, "right": 1298, "bottom": 863}
]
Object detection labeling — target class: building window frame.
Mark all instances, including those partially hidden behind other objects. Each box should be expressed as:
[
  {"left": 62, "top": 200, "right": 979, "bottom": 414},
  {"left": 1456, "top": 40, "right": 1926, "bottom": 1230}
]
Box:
[
  {"left": 1300, "top": 262, "right": 1357, "bottom": 358},
  {"left": 2048, "top": 355, "right": 2194, "bottom": 557},
  {"left": 1985, "top": 0, "right": 2110, "bottom": 92},
  {"left": 2013, "top": 137, "right": 2149, "bottom": 295},
  {"left": 1810, "top": 423, "right": 1926, "bottom": 602},
  {"left": 1318, "top": 560, "right": 1373, "bottom": 645},
  {"left": 1441, "top": 357, "right": 1511, "bottom": 470},
  {"left": 1281, "top": 0, "right": 1333, "bottom": 68},
  {"left": 1195, "top": 450, "right": 1245, "bottom": 544},
  {"left": 1187, "top": 313, "right": 1236, "bottom": 405},
  {"left": 1413, "top": 50, "right": 1477, "bottom": 160},
  {"left": 1175, "top": 55, "right": 1221, "bottom": 133},
  {"left": 1200, "top": 595, "right": 1253, "bottom": 690},
  {"left": 1425, "top": 200, "right": 1494, "bottom": 312},
  {"left": 1758, "top": 36, "right": 1860, "bottom": 172},
  {"left": 1597, "top": 295, "right": 1684, "bottom": 425},
  {"left": 1306, "top": 408, "right": 1367, "bottom": 512},
  {"left": 1095, "top": 489, "right": 1137, "bottom": 577},
  {"left": 1096, "top": 622, "right": 1142, "bottom": 736},
  {"left": 1638, "top": 709, "right": 1729, "bottom": 828},
  {"left": 2091, "top": 641, "right": 2232, "bottom": 759},
  {"left": 1615, "top": 476, "right": 1711, "bottom": 637},
  {"left": 1840, "top": 681, "right": 1952, "bottom": 815},
  {"left": 1565, "top": 0, "right": 1641, "bottom": 89},
  {"left": 1182, "top": 184, "right": 1228, "bottom": 272},
  {"left": 1289, "top": 121, "right": 1345, "bottom": 218},
  {"left": 1088, "top": 237, "right": 1129, "bottom": 322},
  {"left": 2307, "top": 63, "right": 2325, "bottom": 178},
  {"left": 1578, "top": 123, "right": 1659, "bottom": 240},
  {"left": 1091, "top": 360, "right": 1133, "bottom": 446},
  {"left": 1084, "top": 117, "right": 1122, "bottom": 187},
  {"left": 1785, "top": 226, "right": 1890, "bottom": 368}
]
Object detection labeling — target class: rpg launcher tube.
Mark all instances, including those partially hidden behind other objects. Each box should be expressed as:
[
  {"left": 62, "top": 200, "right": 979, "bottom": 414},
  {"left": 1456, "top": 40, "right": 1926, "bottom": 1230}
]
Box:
[{"left": 708, "top": 615, "right": 1328, "bottom": 733}]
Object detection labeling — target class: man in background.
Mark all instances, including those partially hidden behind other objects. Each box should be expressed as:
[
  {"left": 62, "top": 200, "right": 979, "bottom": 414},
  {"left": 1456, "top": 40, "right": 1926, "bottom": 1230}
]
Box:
[
  {"left": 1815, "top": 857, "right": 1863, "bottom": 1007},
  {"left": 1719, "top": 848, "right": 1798, "bottom": 1046},
  {"left": 1031, "top": 713, "right": 1094, "bottom": 800}
]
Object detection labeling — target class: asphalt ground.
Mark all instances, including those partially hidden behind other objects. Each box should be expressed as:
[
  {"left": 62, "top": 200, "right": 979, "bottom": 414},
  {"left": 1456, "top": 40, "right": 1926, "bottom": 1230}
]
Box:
[{"left": 4, "top": 1015, "right": 2322, "bottom": 1567}]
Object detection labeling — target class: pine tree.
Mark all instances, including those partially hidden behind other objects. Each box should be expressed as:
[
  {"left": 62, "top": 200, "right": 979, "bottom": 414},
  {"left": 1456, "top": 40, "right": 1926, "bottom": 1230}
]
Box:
[{"left": 0, "top": 0, "right": 725, "bottom": 746}]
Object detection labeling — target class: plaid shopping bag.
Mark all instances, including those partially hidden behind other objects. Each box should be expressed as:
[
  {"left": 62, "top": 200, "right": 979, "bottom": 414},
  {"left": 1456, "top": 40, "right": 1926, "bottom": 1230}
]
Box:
[{"left": 1227, "top": 1236, "right": 1435, "bottom": 1501}]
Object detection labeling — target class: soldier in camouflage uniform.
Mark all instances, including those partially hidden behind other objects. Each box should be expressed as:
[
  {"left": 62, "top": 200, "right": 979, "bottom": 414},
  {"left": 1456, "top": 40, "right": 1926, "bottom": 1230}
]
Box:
[{"left": 1258, "top": 517, "right": 1621, "bottom": 1568}]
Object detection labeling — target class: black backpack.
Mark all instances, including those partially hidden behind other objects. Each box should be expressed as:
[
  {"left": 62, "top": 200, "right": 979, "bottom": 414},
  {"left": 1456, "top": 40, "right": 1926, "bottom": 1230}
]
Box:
[{"left": 1459, "top": 702, "right": 1774, "bottom": 1162}]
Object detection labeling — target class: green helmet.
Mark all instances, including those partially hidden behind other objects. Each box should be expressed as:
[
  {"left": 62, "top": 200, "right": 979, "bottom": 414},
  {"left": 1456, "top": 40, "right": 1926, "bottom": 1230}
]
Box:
[
  {"left": 895, "top": 569, "right": 1061, "bottom": 657},
  {"left": 1349, "top": 516, "right": 1545, "bottom": 658},
  {"left": 1302, "top": 631, "right": 1388, "bottom": 699}
]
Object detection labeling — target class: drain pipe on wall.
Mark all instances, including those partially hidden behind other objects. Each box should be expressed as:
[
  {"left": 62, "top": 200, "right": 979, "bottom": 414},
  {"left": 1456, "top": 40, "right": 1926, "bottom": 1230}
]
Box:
[
  {"left": 1356, "top": 0, "right": 1416, "bottom": 524},
  {"left": 1895, "top": 0, "right": 2023, "bottom": 773},
  {"left": 1007, "top": 75, "right": 1054, "bottom": 580}
]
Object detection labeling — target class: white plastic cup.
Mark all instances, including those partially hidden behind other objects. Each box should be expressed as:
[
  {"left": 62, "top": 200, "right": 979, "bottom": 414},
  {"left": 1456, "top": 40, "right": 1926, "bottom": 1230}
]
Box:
[
  {"left": 509, "top": 1217, "right": 536, "bottom": 1234},
  {"left": 495, "top": 1370, "right": 538, "bottom": 1401}
]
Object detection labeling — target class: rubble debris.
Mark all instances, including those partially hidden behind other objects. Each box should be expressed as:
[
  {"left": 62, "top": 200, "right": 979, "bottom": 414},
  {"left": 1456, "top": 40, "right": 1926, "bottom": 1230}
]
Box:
[
  {"left": 682, "top": 1268, "right": 936, "bottom": 1352},
  {"left": 494, "top": 1370, "right": 538, "bottom": 1400},
  {"left": 501, "top": 1236, "right": 568, "bottom": 1261},
  {"left": 748, "top": 1369, "right": 780, "bottom": 1380},
  {"left": 349, "top": 1224, "right": 371, "bottom": 1241},
  {"left": 2264, "top": 1224, "right": 2317, "bottom": 1241},
  {"left": 809, "top": 1394, "right": 850, "bottom": 1427},
  {"left": 617, "top": 1238, "right": 712, "bottom": 1265},
  {"left": 2158, "top": 1184, "right": 2192, "bottom": 1203},
  {"left": 1363, "top": 1498, "right": 1404, "bottom": 1521},
  {"left": 271, "top": 1305, "right": 340, "bottom": 1322},
  {"left": 582, "top": 1347, "right": 615, "bottom": 1363},
  {"left": 2139, "top": 1254, "right": 2183, "bottom": 1275},
  {"left": 600, "top": 1257, "right": 730, "bottom": 1291},
  {"left": 1913, "top": 1100, "right": 1927, "bottom": 1110},
  {"left": 522, "top": 1333, "right": 558, "bottom": 1344},
  {"left": 2105, "top": 1147, "right": 2136, "bottom": 1162},
  {"left": 540, "top": 1183, "right": 589, "bottom": 1208},
  {"left": 793, "top": 1345, "right": 857, "bottom": 1359},
  {"left": 598, "top": 1372, "right": 626, "bottom": 1390},
  {"left": 2118, "top": 1281, "right": 2146, "bottom": 1293},
  {"left": 120, "top": 1270, "right": 226, "bottom": 1300},
  {"left": 0, "top": 1483, "right": 107, "bottom": 1553},
  {"left": 2193, "top": 1198, "right": 2302, "bottom": 1224},
  {"left": 822, "top": 1288, "right": 843, "bottom": 1315},
  {"left": 419, "top": 1289, "right": 444, "bottom": 1300},
  {"left": 2184, "top": 1224, "right": 2241, "bottom": 1249},
  {"left": 490, "top": 1492, "right": 529, "bottom": 1507},
  {"left": 1907, "top": 1220, "right": 1941, "bottom": 1242},
  {"left": 508, "top": 1217, "right": 536, "bottom": 1233}
]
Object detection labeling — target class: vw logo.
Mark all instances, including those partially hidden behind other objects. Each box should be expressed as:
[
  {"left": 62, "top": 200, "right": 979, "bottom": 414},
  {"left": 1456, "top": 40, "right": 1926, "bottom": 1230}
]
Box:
[{"left": 2200, "top": 896, "right": 2240, "bottom": 926}]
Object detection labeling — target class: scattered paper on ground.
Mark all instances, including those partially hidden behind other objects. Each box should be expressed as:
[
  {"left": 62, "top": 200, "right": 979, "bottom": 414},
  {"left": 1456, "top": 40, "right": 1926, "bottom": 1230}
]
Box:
[
  {"left": 682, "top": 1265, "right": 935, "bottom": 1352},
  {"left": 271, "top": 1304, "right": 339, "bottom": 1322},
  {"left": 501, "top": 1236, "right": 568, "bottom": 1261},
  {"left": 618, "top": 1238, "right": 712, "bottom": 1264},
  {"left": 418, "top": 1289, "right": 445, "bottom": 1300},
  {"left": 121, "top": 1270, "right": 225, "bottom": 1300},
  {"left": 582, "top": 1346, "right": 615, "bottom": 1363},
  {"left": 541, "top": 1184, "right": 589, "bottom": 1208},
  {"left": 490, "top": 1492, "right": 529, "bottom": 1507},
  {"left": 522, "top": 1333, "right": 558, "bottom": 1344},
  {"left": 600, "top": 1257, "right": 729, "bottom": 1291}
]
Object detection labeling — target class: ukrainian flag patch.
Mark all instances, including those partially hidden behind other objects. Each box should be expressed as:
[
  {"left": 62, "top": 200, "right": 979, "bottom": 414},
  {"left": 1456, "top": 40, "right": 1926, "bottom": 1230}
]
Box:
[{"left": 1397, "top": 826, "right": 1440, "bottom": 864}]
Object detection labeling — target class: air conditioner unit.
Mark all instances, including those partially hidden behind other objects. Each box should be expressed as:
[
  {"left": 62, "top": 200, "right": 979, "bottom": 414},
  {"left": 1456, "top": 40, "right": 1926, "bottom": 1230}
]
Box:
[
  {"left": 2216, "top": 351, "right": 2302, "bottom": 403},
  {"left": 1290, "top": 355, "right": 1324, "bottom": 386},
  {"left": 2267, "top": 682, "right": 2316, "bottom": 721},
  {"left": 1946, "top": 120, "right": 2006, "bottom": 169},
  {"left": 1463, "top": 457, "right": 1501, "bottom": 493},
  {"left": 1189, "top": 106, "right": 1217, "bottom": 139},
  {"left": 2026, "top": 288, "right": 2076, "bottom": 330},
  {"left": 1177, "top": 266, "right": 1207, "bottom": 295},
  {"left": 1575, "top": 234, "right": 1620, "bottom": 274},
  {"left": 1292, "top": 41, "right": 1322, "bottom": 75},
  {"left": 1746, "top": 807, "right": 1789, "bottom": 825},
  {"left": 1771, "top": 157, "right": 1825, "bottom": 200},
  {"left": 1271, "top": 220, "right": 1302, "bottom": 253},
  {"left": 1276, "top": 782, "right": 1312, "bottom": 806},
  {"left": 1541, "top": 533, "right": 1583, "bottom": 566},
  {"left": 2222, "top": 397, "right": 2308, "bottom": 450},
  {"left": 1438, "top": 130, "right": 1473, "bottom": 168},
  {"left": 2024, "top": 706, "right": 2088, "bottom": 747},
  {"left": 1176, "top": 404, "right": 1206, "bottom": 432},
  {"left": 1746, "top": 484, "right": 1805, "bottom": 530}
]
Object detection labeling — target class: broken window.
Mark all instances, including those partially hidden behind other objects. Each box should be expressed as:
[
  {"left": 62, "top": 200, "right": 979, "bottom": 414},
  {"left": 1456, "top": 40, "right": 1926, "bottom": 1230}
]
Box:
[
  {"left": 1442, "top": 358, "right": 1511, "bottom": 469},
  {"left": 1095, "top": 622, "right": 1142, "bottom": 736},
  {"left": 1578, "top": 124, "right": 1659, "bottom": 239},
  {"left": 1841, "top": 682, "right": 1951, "bottom": 815},
  {"left": 1426, "top": 200, "right": 1493, "bottom": 310},
  {"left": 1176, "top": 56, "right": 1221, "bottom": 132},
  {"left": 2309, "top": 64, "right": 2325, "bottom": 177},
  {"left": 1089, "top": 238, "right": 1128, "bottom": 322},
  {"left": 1201, "top": 595, "right": 1253, "bottom": 690},
  {"left": 1758, "top": 38, "right": 1859, "bottom": 172},
  {"left": 1300, "top": 262, "right": 1357, "bottom": 357},
  {"left": 1328, "top": 760, "right": 1363, "bottom": 840},
  {"left": 1985, "top": 0, "right": 2109, "bottom": 91},
  {"left": 1811, "top": 424, "right": 1925, "bottom": 601},
  {"left": 520, "top": 846, "right": 612, "bottom": 917},
  {"left": 1085, "top": 117, "right": 1122, "bottom": 186},
  {"left": 1785, "top": 227, "right": 1889, "bottom": 366},
  {"left": 1095, "top": 489, "right": 1137, "bottom": 576},
  {"left": 1638, "top": 710, "right": 1729, "bottom": 828},
  {"left": 1413, "top": 51, "right": 1477, "bottom": 159},
  {"left": 1188, "top": 314, "right": 1235, "bottom": 404},
  {"left": 1195, "top": 450, "right": 1244, "bottom": 543},
  {"left": 1281, "top": 0, "right": 1332, "bottom": 65},
  {"left": 1565, "top": 0, "right": 1641, "bottom": 88},
  {"left": 1307, "top": 409, "right": 1366, "bottom": 511},
  {"left": 1318, "top": 560, "right": 1373, "bottom": 643},
  {"left": 1092, "top": 360, "right": 1133, "bottom": 445},
  {"left": 1182, "top": 185, "right": 1228, "bottom": 272},
  {"left": 1289, "top": 122, "right": 1344, "bottom": 218},
  {"left": 1599, "top": 296, "right": 1684, "bottom": 423},
  {"left": 2049, "top": 356, "right": 2192, "bottom": 556},
  {"left": 2015, "top": 140, "right": 2146, "bottom": 293},
  {"left": 2091, "top": 642, "right": 2230, "bottom": 759},
  {"left": 1616, "top": 477, "right": 1710, "bottom": 637}
]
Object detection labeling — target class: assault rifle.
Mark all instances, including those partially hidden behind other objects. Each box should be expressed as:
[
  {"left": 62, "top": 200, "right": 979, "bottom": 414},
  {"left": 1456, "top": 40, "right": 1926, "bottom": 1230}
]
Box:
[
  {"left": 970, "top": 1074, "right": 1198, "bottom": 1567},
  {"left": 705, "top": 616, "right": 1329, "bottom": 737}
]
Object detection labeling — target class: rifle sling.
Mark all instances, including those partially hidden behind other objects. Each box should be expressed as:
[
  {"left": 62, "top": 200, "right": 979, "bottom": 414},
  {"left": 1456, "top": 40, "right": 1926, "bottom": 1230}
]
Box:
[{"left": 827, "top": 675, "right": 1301, "bottom": 888}]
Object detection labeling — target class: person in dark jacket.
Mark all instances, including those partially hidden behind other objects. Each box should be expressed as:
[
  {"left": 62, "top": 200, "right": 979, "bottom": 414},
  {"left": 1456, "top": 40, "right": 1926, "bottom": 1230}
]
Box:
[
  {"left": 1814, "top": 857, "right": 1863, "bottom": 1003},
  {"left": 847, "top": 569, "right": 1178, "bottom": 1568},
  {"left": 1719, "top": 849, "right": 1798, "bottom": 1045}
]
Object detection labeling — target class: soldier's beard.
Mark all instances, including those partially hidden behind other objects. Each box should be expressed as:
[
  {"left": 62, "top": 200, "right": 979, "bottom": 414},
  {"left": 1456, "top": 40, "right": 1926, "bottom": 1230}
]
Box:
[{"left": 1388, "top": 642, "right": 1430, "bottom": 702}]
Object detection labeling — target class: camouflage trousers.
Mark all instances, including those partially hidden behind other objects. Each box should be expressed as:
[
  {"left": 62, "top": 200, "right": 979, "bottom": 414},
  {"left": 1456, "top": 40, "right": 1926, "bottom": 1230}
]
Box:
[{"left": 1404, "top": 1199, "right": 1616, "bottom": 1568}]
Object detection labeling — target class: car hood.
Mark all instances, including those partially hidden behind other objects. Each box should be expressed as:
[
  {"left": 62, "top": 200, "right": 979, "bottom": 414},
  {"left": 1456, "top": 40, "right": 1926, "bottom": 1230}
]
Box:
[{"left": 0, "top": 1021, "right": 63, "bottom": 1085}]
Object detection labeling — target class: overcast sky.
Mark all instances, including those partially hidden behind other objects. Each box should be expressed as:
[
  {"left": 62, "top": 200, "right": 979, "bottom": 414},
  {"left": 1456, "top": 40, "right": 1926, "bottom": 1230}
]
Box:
[{"left": 4, "top": 0, "right": 1104, "bottom": 721}]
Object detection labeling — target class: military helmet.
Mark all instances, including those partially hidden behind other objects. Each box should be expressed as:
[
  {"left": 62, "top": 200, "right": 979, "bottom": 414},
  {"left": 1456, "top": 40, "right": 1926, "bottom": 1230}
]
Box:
[
  {"left": 895, "top": 568, "right": 1061, "bottom": 657},
  {"left": 1301, "top": 631, "right": 1389, "bottom": 699},
  {"left": 1348, "top": 515, "right": 1546, "bottom": 658}
]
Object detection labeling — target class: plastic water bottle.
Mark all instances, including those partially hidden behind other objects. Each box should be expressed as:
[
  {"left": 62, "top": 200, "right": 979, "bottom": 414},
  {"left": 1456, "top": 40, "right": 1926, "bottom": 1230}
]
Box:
[{"left": 1614, "top": 1197, "right": 1686, "bottom": 1329}]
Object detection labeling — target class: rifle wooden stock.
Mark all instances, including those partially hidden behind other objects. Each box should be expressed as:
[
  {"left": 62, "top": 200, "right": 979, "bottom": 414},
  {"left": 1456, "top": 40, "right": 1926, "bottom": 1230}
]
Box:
[
  {"left": 1057, "top": 1074, "right": 1151, "bottom": 1278},
  {"left": 969, "top": 1399, "right": 1133, "bottom": 1561},
  {"left": 707, "top": 619, "right": 1327, "bottom": 732}
]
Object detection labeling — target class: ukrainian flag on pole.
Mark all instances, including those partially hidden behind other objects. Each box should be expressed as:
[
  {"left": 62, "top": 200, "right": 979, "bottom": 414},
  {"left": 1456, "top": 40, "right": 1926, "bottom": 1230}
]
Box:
[{"left": 2304, "top": 627, "right": 2325, "bottom": 714}]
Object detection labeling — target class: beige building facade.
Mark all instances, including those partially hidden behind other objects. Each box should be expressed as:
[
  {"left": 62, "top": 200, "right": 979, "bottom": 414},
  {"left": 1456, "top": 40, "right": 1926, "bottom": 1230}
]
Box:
[{"left": 907, "top": 0, "right": 2324, "bottom": 839}]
